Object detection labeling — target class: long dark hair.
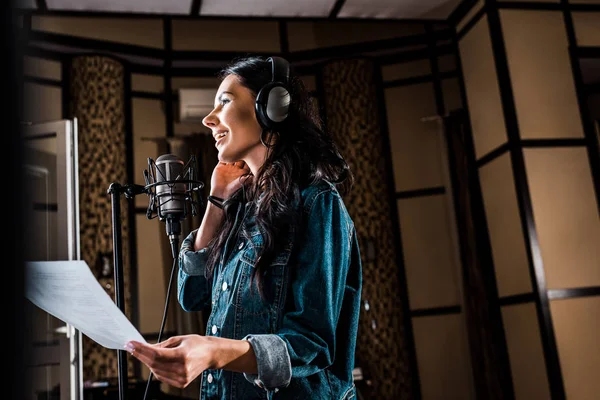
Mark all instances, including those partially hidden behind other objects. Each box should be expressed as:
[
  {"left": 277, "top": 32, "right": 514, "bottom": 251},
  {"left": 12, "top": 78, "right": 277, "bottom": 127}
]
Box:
[{"left": 204, "top": 56, "right": 353, "bottom": 301}]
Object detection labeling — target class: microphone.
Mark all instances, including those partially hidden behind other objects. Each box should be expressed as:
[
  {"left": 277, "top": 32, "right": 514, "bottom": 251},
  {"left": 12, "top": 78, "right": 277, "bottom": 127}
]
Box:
[
  {"left": 144, "top": 154, "right": 204, "bottom": 258},
  {"left": 155, "top": 154, "right": 186, "bottom": 238}
]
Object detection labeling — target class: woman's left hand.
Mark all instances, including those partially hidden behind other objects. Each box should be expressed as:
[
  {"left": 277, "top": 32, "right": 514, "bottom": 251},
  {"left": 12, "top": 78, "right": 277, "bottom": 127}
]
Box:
[{"left": 126, "top": 335, "right": 216, "bottom": 388}]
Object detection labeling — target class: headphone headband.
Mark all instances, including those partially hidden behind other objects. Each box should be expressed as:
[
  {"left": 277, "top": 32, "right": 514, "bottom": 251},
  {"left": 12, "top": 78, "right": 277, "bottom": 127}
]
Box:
[{"left": 268, "top": 56, "right": 289, "bottom": 86}]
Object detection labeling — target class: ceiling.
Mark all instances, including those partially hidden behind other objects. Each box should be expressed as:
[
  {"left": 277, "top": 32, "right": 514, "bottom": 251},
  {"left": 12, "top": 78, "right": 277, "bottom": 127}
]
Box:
[{"left": 16, "top": 0, "right": 463, "bottom": 21}]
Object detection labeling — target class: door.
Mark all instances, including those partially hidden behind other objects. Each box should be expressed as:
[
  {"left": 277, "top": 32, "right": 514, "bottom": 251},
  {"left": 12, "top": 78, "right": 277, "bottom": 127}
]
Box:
[{"left": 23, "top": 118, "right": 83, "bottom": 400}]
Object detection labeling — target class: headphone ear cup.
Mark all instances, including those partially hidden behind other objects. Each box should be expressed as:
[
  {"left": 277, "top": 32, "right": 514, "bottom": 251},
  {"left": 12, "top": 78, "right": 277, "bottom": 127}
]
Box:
[
  {"left": 255, "top": 82, "right": 290, "bottom": 130},
  {"left": 265, "top": 85, "right": 290, "bottom": 123}
]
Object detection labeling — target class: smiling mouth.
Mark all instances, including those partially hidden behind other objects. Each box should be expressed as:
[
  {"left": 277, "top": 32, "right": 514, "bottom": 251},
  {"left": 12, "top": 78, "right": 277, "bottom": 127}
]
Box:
[{"left": 215, "top": 134, "right": 227, "bottom": 147}]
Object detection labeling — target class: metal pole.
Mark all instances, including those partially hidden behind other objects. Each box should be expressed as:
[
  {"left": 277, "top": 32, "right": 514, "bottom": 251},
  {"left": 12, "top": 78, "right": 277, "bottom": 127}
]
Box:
[{"left": 108, "top": 182, "right": 128, "bottom": 400}]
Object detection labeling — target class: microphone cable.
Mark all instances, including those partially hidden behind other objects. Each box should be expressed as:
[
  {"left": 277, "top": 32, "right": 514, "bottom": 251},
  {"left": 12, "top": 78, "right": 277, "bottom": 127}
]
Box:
[{"left": 142, "top": 248, "right": 179, "bottom": 400}]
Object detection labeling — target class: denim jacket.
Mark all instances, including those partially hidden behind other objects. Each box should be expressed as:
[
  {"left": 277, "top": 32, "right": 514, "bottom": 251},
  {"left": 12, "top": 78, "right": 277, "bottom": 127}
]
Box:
[{"left": 177, "top": 180, "right": 362, "bottom": 400}]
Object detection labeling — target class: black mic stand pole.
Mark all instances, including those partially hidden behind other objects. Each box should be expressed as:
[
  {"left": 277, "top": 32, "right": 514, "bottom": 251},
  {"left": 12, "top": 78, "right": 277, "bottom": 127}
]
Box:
[{"left": 108, "top": 182, "right": 148, "bottom": 400}]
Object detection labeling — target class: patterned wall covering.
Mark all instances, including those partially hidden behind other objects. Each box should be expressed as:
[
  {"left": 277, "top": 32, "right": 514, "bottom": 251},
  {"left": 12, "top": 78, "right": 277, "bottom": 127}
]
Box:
[
  {"left": 322, "top": 58, "right": 414, "bottom": 399},
  {"left": 68, "top": 55, "right": 134, "bottom": 380}
]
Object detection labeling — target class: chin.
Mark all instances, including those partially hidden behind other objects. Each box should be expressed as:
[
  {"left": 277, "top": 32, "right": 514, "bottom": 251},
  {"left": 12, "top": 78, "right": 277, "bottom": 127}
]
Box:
[
  {"left": 218, "top": 153, "right": 233, "bottom": 163},
  {"left": 217, "top": 150, "right": 238, "bottom": 163}
]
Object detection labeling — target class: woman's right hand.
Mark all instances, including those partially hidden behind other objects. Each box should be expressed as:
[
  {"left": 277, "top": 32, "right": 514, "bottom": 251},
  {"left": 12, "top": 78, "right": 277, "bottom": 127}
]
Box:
[{"left": 210, "top": 161, "right": 251, "bottom": 198}]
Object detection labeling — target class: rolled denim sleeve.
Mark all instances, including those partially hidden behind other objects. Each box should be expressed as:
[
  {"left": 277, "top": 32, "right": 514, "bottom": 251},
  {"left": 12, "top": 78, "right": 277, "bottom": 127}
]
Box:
[
  {"left": 242, "top": 334, "right": 291, "bottom": 391},
  {"left": 243, "top": 189, "right": 356, "bottom": 390},
  {"left": 177, "top": 229, "right": 212, "bottom": 312}
]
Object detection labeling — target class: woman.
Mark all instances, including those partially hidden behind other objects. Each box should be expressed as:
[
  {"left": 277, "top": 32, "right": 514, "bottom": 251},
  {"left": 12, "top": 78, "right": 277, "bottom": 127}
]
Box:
[{"left": 126, "top": 56, "right": 362, "bottom": 400}]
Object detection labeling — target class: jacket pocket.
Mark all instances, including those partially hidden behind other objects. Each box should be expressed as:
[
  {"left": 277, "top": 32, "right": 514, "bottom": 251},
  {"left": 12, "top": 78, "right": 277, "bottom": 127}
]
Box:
[{"left": 234, "top": 230, "right": 289, "bottom": 316}]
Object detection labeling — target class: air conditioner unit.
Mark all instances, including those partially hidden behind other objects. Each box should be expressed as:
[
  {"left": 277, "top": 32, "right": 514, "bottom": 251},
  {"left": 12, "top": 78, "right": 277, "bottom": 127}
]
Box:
[{"left": 178, "top": 88, "right": 216, "bottom": 123}]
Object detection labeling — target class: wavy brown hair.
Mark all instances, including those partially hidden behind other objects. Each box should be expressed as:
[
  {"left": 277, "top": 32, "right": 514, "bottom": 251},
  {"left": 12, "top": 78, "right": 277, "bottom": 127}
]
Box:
[{"left": 204, "top": 56, "right": 353, "bottom": 302}]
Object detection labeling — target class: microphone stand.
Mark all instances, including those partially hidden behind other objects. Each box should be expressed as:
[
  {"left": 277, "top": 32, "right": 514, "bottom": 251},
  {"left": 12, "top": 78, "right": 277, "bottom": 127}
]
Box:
[
  {"left": 107, "top": 155, "right": 203, "bottom": 400},
  {"left": 107, "top": 182, "right": 148, "bottom": 400}
]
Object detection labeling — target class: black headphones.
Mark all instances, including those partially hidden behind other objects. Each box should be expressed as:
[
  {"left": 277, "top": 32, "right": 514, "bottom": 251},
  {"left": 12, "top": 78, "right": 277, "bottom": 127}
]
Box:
[{"left": 255, "top": 56, "right": 291, "bottom": 130}]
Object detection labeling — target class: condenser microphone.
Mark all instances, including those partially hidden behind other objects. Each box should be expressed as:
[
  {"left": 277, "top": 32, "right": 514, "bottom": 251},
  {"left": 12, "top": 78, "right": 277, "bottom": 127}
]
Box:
[{"left": 155, "top": 154, "right": 186, "bottom": 253}]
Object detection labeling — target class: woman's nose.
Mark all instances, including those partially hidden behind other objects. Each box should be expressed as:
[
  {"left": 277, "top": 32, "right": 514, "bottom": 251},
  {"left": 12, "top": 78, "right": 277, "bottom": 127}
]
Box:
[{"left": 202, "top": 109, "right": 218, "bottom": 128}]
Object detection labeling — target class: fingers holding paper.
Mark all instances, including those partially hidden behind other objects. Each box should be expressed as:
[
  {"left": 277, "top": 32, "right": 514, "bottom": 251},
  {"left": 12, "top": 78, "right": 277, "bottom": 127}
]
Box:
[{"left": 126, "top": 335, "right": 215, "bottom": 389}]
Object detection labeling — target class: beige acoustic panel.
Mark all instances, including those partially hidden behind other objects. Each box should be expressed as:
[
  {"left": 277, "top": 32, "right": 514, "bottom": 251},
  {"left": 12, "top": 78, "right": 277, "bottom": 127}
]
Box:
[
  {"left": 457, "top": 0, "right": 483, "bottom": 32},
  {"left": 385, "top": 83, "right": 445, "bottom": 192},
  {"left": 132, "top": 98, "right": 166, "bottom": 208},
  {"left": 524, "top": 148, "right": 600, "bottom": 289},
  {"left": 24, "top": 56, "right": 61, "bottom": 81},
  {"left": 573, "top": 12, "right": 600, "bottom": 47},
  {"left": 174, "top": 123, "right": 211, "bottom": 136},
  {"left": 459, "top": 17, "right": 509, "bottom": 159},
  {"left": 131, "top": 74, "right": 164, "bottom": 93},
  {"left": 32, "top": 16, "right": 164, "bottom": 48},
  {"left": 171, "top": 77, "right": 221, "bottom": 91},
  {"left": 286, "top": 22, "right": 317, "bottom": 52},
  {"left": 438, "top": 54, "right": 456, "bottom": 73},
  {"left": 397, "top": 195, "right": 462, "bottom": 310},
  {"left": 22, "top": 83, "right": 62, "bottom": 125},
  {"left": 382, "top": 59, "right": 431, "bottom": 82},
  {"left": 135, "top": 214, "right": 169, "bottom": 334},
  {"left": 300, "top": 75, "right": 317, "bottom": 92},
  {"left": 287, "top": 21, "right": 426, "bottom": 52},
  {"left": 551, "top": 296, "right": 600, "bottom": 400},
  {"left": 501, "top": 10, "right": 584, "bottom": 140},
  {"left": 479, "top": 154, "right": 533, "bottom": 297},
  {"left": 412, "top": 313, "right": 474, "bottom": 400},
  {"left": 501, "top": 303, "right": 551, "bottom": 399},
  {"left": 172, "top": 20, "right": 280, "bottom": 52},
  {"left": 442, "top": 78, "right": 463, "bottom": 113}
]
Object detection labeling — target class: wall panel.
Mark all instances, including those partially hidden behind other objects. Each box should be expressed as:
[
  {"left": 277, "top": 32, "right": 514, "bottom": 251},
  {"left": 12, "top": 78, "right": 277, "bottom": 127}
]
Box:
[
  {"left": 132, "top": 98, "right": 166, "bottom": 208},
  {"left": 397, "top": 195, "right": 462, "bottom": 310},
  {"left": 385, "top": 83, "right": 444, "bottom": 191},
  {"left": 551, "top": 296, "right": 600, "bottom": 400},
  {"left": 287, "top": 21, "right": 426, "bottom": 51},
  {"left": 412, "top": 314, "right": 474, "bottom": 400},
  {"left": 459, "top": 17, "right": 508, "bottom": 159},
  {"left": 479, "top": 154, "right": 532, "bottom": 297},
  {"left": 501, "top": 10, "right": 584, "bottom": 140},
  {"left": 135, "top": 214, "right": 168, "bottom": 333},
  {"left": 132, "top": 74, "right": 164, "bottom": 93},
  {"left": 23, "top": 83, "right": 62, "bottom": 124},
  {"left": 573, "top": 12, "right": 600, "bottom": 47},
  {"left": 502, "top": 303, "right": 551, "bottom": 400},
  {"left": 524, "top": 147, "right": 600, "bottom": 289},
  {"left": 172, "top": 20, "right": 280, "bottom": 52},
  {"left": 24, "top": 56, "right": 62, "bottom": 80},
  {"left": 382, "top": 60, "right": 431, "bottom": 81}
]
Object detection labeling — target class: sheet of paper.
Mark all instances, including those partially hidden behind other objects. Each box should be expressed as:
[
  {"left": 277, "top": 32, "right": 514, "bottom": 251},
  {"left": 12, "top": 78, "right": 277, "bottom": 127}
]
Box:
[{"left": 25, "top": 260, "right": 147, "bottom": 350}]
